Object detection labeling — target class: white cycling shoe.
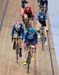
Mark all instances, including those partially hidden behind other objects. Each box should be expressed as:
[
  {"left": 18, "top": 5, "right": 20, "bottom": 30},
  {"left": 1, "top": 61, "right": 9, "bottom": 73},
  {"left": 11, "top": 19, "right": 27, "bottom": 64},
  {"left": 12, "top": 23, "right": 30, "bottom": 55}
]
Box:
[{"left": 44, "top": 40, "right": 48, "bottom": 46}]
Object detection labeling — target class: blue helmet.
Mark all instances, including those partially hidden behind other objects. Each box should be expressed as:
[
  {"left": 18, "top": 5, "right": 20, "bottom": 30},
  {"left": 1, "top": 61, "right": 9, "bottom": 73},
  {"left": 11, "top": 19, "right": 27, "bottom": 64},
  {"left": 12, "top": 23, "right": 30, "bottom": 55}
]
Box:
[
  {"left": 28, "top": 27, "right": 35, "bottom": 35},
  {"left": 39, "top": 10, "right": 45, "bottom": 16}
]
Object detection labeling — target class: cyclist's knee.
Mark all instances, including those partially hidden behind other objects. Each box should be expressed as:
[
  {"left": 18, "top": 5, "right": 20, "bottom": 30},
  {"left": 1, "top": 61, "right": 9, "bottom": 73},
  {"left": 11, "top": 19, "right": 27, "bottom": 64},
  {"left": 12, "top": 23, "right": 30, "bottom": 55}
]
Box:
[
  {"left": 19, "top": 39, "right": 23, "bottom": 48},
  {"left": 24, "top": 14, "right": 28, "bottom": 20}
]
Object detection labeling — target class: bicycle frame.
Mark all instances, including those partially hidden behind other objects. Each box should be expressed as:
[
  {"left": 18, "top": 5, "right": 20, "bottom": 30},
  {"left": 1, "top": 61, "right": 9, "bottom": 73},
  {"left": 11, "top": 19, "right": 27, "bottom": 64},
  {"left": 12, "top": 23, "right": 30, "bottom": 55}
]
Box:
[
  {"left": 40, "top": 27, "right": 45, "bottom": 51},
  {"left": 26, "top": 43, "right": 35, "bottom": 73},
  {"left": 13, "top": 37, "right": 20, "bottom": 63}
]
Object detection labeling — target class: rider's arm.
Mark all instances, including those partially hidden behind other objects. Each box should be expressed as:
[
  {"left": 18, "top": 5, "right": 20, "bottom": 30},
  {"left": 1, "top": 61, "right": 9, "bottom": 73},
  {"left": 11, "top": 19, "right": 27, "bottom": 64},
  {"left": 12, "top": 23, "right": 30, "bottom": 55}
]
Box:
[
  {"left": 34, "top": 33, "right": 38, "bottom": 44},
  {"left": 35, "top": 33, "right": 38, "bottom": 44},
  {"left": 46, "top": 0, "right": 48, "bottom": 7},
  {"left": 45, "top": 16, "right": 48, "bottom": 30},
  {"left": 21, "top": 26, "right": 25, "bottom": 38},
  {"left": 46, "top": 19, "right": 48, "bottom": 31},
  {"left": 21, "top": 8, "right": 24, "bottom": 16},
  {"left": 21, "top": 8, "right": 25, "bottom": 16},
  {"left": 30, "top": 7, "right": 34, "bottom": 15},
  {"left": 11, "top": 25, "right": 16, "bottom": 38},
  {"left": 37, "top": 21, "right": 41, "bottom": 30},
  {"left": 37, "top": 16, "right": 41, "bottom": 30}
]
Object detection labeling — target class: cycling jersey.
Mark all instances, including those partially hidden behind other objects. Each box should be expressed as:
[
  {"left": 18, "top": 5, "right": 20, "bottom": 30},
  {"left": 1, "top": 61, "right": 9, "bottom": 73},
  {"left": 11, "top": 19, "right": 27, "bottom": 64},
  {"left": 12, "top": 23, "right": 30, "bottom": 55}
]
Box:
[
  {"left": 11, "top": 23, "right": 24, "bottom": 39},
  {"left": 39, "top": 0, "right": 48, "bottom": 7},
  {"left": 24, "top": 31, "right": 38, "bottom": 46},
  {"left": 23, "top": 7, "right": 34, "bottom": 17},
  {"left": 37, "top": 15, "right": 47, "bottom": 26}
]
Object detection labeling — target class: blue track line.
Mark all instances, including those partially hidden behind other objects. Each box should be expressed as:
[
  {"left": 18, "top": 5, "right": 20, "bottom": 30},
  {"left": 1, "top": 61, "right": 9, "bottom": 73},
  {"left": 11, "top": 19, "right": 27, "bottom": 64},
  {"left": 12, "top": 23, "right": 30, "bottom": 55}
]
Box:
[{"left": 0, "top": 0, "right": 9, "bottom": 31}]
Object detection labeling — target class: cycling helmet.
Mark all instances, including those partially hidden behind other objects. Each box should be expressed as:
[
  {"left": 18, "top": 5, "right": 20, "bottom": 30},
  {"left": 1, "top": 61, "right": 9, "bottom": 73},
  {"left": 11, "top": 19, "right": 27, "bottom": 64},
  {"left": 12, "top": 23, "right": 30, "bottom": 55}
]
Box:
[
  {"left": 15, "top": 22, "right": 20, "bottom": 30},
  {"left": 28, "top": 27, "right": 35, "bottom": 35},
  {"left": 25, "top": 3, "right": 30, "bottom": 8},
  {"left": 39, "top": 10, "right": 45, "bottom": 16},
  {"left": 19, "top": 23, "right": 23, "bottom": 26}
]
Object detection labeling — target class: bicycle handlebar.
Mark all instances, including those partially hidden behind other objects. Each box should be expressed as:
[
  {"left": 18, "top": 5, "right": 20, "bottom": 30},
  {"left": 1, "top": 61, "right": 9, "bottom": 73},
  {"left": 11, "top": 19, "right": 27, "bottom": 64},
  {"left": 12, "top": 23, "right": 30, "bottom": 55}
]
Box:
[{"left": 13, "top": 37, "right": 21, "bottom": 39}]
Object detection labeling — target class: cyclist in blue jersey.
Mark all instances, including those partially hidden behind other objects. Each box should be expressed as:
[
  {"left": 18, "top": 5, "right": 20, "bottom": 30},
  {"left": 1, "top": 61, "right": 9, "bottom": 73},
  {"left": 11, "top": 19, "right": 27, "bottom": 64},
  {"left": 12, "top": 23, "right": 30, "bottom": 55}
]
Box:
[
  {"left": 39, "top": 0, "right": 48, "bottom": 7},
  {"left": 23, "top": 27, "right": 38, "bottom": 64},
  {"left": 11, "top": 22, "right": 24, "bottom": 57},
  {"left": 39, "top": 0, "right": 48, "bottom": 14},
  {"left": 37, "top": 10, "right": 48, "bottom": 45}
]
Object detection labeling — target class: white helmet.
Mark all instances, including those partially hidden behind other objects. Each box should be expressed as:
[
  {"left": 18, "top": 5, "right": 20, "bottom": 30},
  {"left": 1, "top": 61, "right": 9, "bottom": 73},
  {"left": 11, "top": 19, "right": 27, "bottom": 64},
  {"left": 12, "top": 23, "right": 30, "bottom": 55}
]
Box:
[
  {"left": 25, "top": 3, "right": 30, "bottom": 8},
  {"left": 15, "top": 22, "right": 20, "bottom": 30}
]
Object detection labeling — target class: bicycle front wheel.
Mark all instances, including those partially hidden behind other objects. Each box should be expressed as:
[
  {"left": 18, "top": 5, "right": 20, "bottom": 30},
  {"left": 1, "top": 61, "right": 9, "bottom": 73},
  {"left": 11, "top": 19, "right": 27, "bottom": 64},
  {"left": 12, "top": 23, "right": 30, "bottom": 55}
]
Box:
[{"left": 27, "top": 51, "right": 31, "bottom": 73}]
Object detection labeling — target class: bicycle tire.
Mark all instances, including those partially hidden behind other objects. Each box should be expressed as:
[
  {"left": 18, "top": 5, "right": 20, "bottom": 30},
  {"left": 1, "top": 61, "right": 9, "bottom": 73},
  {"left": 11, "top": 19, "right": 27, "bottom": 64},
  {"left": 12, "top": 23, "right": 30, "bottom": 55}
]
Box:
[
  {"left": 42, "top": 38, "right": 44, "bottom": 51},
  {"left": 41, "top": 27, "right": 44, "bottom": 51},
  {"left": 27, "top": 63, "right": 30, "bottom": 73},
  {"left": 16, "top": 43, "right": 19, "bottom": 63},
  {"left": 27, "top": 50, "right": 31, "bottom": 73}
]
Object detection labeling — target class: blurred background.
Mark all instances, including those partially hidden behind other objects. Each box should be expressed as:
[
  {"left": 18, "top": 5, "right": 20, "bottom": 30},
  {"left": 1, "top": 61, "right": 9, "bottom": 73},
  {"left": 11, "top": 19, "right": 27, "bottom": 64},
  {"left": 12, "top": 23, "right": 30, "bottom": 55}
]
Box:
[{"left": 49, "top": 0, "right": 59, "bottom": 67}]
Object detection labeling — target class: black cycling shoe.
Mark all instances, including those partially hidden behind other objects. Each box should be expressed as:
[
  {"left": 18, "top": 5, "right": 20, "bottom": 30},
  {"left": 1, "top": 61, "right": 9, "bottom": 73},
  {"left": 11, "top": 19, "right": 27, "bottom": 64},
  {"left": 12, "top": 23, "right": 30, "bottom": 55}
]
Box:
[
  {"left": 19, "top": 48, "right": 22, "bottom": 57},
  {"left": 19, "top": 54, "right": 22, "bottom": 57}
]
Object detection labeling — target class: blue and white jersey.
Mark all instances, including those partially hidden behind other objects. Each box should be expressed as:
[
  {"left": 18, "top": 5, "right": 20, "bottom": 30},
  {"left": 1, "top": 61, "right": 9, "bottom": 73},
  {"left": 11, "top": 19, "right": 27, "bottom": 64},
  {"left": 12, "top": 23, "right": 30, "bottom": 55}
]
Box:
[
  {"left": 24, "top": 31, "right": 38, "bottom": 45},
  {"left": 39, "top": 0, "right": 48, "bottom": 7},
  {"left": 37, "top": 14, "right": 47, "bottom": 22},
  {"left": 11, "top": 23, "right": 24, "bottom": 39}
]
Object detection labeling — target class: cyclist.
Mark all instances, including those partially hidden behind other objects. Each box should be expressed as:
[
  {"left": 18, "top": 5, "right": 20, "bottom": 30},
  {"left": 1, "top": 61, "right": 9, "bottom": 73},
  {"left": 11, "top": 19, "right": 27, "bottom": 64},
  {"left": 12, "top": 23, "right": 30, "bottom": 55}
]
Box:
[
  {"left": 11, "top": 22, "right": 24, "bottom": 57},
  {"left": 23, "top": 27, "right": 38, "bottom": 64},
  {"left": 39, "top": 0, "right": 48, "bottom": 14},
  {"left": 37, "top": 10, "right": 48, "bottom": 45},
  {"left": 24, "top": 18, "right": 34, "bottom": 32},
  {"left": 21, "top": 3, "right": 34, "bottom": 22}
]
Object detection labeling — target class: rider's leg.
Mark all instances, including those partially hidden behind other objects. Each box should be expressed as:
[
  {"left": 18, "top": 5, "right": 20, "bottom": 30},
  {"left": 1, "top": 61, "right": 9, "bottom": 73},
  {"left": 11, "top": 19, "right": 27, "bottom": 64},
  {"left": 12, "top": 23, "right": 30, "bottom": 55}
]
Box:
[
  {"left": 18, "top": 39, "right": 23, "bottom": 57},
  {"left": 43, "top": 20, "right": 48, "bottom": 45},
  {"left": 44, "top": 4, "right": 48, "bottom": 14},
  {"left": 37, "top": 21, "right": 41, "bottom": 38},
  {"left": 43, "top": 27, "right": 48, "bottom": 45},
  {"left": 23, "top": 47, "right": 28, "bottom": 64},
  {"left": 24, "top": 14, "right": 28, "bottom": 20},
  {"left": 13, "top": 40, "right": 16, "bottom": 50},
  {"left": 37, "top": 21, "right": 41, "bottom": 30}
]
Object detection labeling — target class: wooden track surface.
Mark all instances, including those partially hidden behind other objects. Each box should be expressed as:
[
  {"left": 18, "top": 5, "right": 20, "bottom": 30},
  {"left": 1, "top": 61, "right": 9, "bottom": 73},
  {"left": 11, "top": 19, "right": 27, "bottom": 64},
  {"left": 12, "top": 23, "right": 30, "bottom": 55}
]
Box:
[{"left": 0, "top": 0, "right": 58, "bottom": 75}]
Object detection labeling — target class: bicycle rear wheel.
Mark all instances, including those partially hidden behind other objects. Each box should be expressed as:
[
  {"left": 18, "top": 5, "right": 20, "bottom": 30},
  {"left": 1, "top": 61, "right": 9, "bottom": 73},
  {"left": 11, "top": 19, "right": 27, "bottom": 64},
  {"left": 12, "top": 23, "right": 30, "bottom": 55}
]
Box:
[
  {"left": 16, "top": 43, "right": 19, "bottom": 63},
  {"left": 41, "top": 28, "right": 44, "bottom": 51},
  {"left": 42, "top": 38, "right": 44, "bottom": 51},
  {"left": 27, "top": 63, "right": 30, "bottom": 73}
]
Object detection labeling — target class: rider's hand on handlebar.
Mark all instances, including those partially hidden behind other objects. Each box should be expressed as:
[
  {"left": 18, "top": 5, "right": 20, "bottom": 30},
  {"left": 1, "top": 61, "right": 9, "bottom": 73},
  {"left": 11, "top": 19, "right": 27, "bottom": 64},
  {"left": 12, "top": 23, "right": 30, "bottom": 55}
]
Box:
[{"left": 45, "top": 27, "right": 48, "bottom": 32}]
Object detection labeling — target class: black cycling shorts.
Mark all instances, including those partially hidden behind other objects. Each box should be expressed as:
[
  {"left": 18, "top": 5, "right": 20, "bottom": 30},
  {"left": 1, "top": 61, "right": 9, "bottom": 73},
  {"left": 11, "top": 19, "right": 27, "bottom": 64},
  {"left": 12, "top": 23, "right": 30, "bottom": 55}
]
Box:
[
  {"left": 26, "top": 39, "right": 35, "bottom": 46},
  {"left": 25, "top": 12, "right": 33, "bottom": 20},
  {"left": 39, "top": 20, "right": 46, "bottom": 27}
]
